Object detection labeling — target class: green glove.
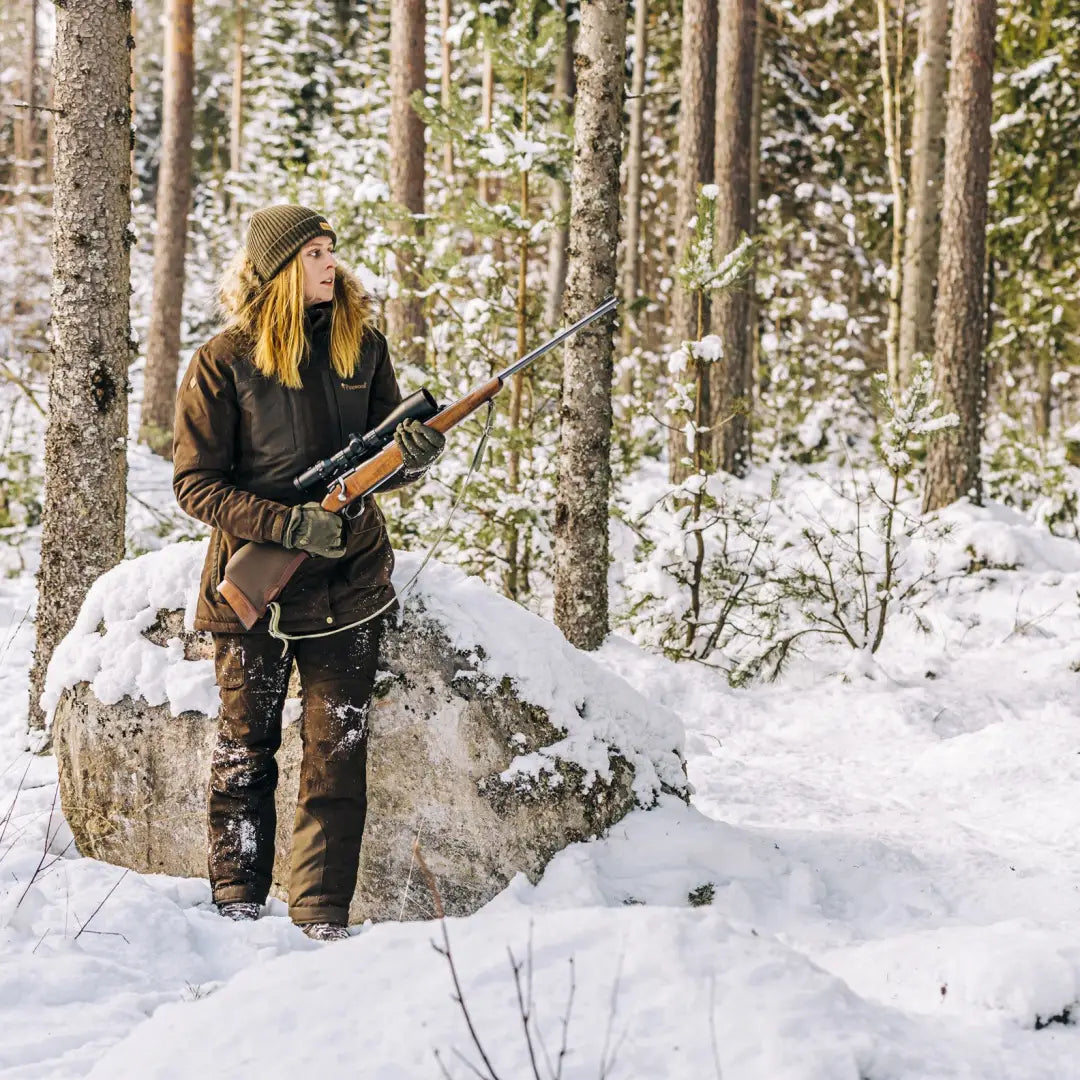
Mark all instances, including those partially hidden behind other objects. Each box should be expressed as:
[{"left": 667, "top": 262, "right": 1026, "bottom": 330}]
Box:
[
  {"left": 282, "top": 502, "right": 346, "bottom": 559},
  {"left": 394, "top": 418, "right": 445, "bottom": 472}
]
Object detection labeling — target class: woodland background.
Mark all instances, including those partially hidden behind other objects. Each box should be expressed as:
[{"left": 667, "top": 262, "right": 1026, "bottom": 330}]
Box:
[{"left": 0, "top": 0, "right": 1078, "bottom": 726}]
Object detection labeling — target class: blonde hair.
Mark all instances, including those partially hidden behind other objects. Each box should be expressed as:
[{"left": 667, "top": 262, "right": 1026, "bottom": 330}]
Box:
[{"left": 218, "top": 250, "right": 374, "bottom": 389}]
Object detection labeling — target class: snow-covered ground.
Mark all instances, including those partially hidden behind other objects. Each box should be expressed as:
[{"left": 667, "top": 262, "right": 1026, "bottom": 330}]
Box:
[{"left": 2, "top": 445, "right": 1080, "bottom": 1077}]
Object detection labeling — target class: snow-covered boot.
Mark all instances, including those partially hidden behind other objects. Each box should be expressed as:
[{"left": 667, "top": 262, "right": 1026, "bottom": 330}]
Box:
[
  {"left": 217, "top": 901, "right": 260, "bottom": 922},
  {"left": 299, "top": 922, "right": 350, "bottom": 942}
]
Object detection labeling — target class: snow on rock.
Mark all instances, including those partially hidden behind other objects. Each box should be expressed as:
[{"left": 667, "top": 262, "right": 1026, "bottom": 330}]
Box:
[
  {"left": 41, "top": 541, "right": 214, "bottom": 725},
  {"left": 45, "top": 542, "right": 687, "bottom": 927},
  {"left": 44, "top": 542, "right": 686, "bottom": 803}
]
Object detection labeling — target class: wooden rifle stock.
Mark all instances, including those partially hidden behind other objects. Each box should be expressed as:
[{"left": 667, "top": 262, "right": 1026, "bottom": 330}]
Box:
[{"left": 219, "top": 377, "right": 503, "bottom": 629}]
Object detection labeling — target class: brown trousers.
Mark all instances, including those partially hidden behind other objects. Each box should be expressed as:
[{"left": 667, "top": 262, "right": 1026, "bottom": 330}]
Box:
[{"left": 208, "top": 619, "right": 383, "bottom": 925}]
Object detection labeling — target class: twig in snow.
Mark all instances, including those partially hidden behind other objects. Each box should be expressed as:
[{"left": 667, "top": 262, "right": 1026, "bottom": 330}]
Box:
[
  {"left": 415, "top": 839, "right": 502, "bottom": 1080},
  {"left": 508, "top": 925, "right": 544, "bottom": 1080},
  {"left": 73, "top": 870, "right": 129, "bottom": 941},
  {"left": 598, "top": 951, "right": 627, "bottom": 1079},
  {"left": 13, "top": 774, "right": 62, "bottom": 909},
  {"left": 0, "top": 754, "right": 34, "bottom": 862}
]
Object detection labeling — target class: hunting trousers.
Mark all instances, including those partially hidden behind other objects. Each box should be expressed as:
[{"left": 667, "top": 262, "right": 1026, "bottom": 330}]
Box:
[{"left": 208, "top": 618, "right": 384, "bottom": 925}]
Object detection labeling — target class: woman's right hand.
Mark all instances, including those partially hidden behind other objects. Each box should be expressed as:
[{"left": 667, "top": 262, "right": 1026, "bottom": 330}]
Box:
[{"left": 282, "top": 502, "right": 346, "bottom": 559}]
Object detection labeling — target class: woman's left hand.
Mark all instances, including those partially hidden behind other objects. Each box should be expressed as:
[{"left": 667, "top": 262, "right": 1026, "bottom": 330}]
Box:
[{"left": 394, "top": 419, "right": 445, "bottom": 472}]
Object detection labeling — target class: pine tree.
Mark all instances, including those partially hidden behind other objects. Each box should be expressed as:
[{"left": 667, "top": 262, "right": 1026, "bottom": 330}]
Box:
[
  {"left": 553, "top": 0, "right": 625, "bottom": 651},
  {"left": 710, "top": 0, "right": 758, "bottom": 476},
  {"left": 923, "top": 0, "right": 997, "bottom": 511},
  {"left": 140, "top": 0, "right": 196, "bottom": 458},
  {"left": 899, "top": 0, "right": 948, "bottom": 386},
  {"left": 668, "top": 0, "right": 716, "bottom": 484},
  {"left": 28, "top": 0, "right": 132, "bottom": 737},
  {"left": 387, "top": 0, "right": 428, "bottom": 369}
]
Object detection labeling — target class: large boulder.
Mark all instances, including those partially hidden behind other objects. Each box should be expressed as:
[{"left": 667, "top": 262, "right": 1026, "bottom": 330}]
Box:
[{"left": 45, "top": 543, "right": 686, "bottom": 923}]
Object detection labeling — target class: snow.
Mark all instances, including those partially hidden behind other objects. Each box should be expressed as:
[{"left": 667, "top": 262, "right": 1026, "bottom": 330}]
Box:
[{"left": 3, "top": 466, "right": 1080, "bottom": 1077}]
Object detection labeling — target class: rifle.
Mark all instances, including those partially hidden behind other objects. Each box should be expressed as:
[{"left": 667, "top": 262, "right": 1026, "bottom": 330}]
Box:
[{"left": 218, "top": 296, "right": 618, "bottom": 629}]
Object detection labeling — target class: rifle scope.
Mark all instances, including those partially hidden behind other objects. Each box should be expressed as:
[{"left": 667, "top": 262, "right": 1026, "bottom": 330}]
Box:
[{"left": 294, "top": 387, "right": 441, "bottom": 493}]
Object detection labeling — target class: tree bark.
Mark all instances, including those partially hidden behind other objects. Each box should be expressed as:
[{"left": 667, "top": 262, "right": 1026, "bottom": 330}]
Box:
[
  {"left": 229, "top": 0, "right": 245, "bottom": 217},
  {"left": 440, "top": 0, "right": 453, "bottom": 179},
  {"left": 710, "top": 0, "right": 757, "bottom": 477},
  {"left": 899, "top": 0, "right": 948, "bottom": 384},
  {"left": 387, "top": 0, "right": 427, "bottom": 370},
  {"left": 544, "top": 0, "right": 574, "bottom": 331},
  {"left": 478, "top": 48, "right": 495, "bottom": 205},
  {"left": 139, "top": 0, "right": 196, "bottom": 458},
  {"left": 553, "top": 0, "right": 625, "bottom": 652},
  {"left": 922, "top": 0, "right": 997, "bottom": 513},
  {"left": 28, "top": 0, "right": 131, "bottom": 737},
  {"left": 620, "top": 0, "right": 648, "bottom": 368},
  {"left": 15, "top": 0, "right": 38, "bottom": 197},
  {"left": 668, "top": 0, "right": 717, "bottom": 482},
  {"left": 877, "top": 0, "right": 906, "bottom": 393}
]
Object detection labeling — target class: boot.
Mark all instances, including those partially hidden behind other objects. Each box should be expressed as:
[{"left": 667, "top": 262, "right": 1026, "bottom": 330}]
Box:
[
  {"left": 299, "top": 922, "right": 350, "bottom": 942},
  {"left": 217, "top": 901, "right": 260, "bottom": 922}
]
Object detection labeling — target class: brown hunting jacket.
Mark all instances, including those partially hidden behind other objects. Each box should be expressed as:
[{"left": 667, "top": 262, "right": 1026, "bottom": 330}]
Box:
[{"left": 173, "top": 274, "right": 413, "bottom": 635}]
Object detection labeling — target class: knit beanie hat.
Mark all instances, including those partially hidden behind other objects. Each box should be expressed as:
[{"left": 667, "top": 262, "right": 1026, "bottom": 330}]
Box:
[{"left": 245, "top": 205, "right": 338, "bottom": 284}]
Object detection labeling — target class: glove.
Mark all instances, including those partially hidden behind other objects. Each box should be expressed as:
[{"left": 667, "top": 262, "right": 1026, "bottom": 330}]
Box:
[
  {"left": 282, "top": 502, "right": 346, "bottom": 559},
  {"left": 394, "top": 418, "right": 445, "bottom": 472}
]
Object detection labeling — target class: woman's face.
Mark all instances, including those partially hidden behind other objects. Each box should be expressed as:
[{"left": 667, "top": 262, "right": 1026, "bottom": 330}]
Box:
[{"left": 300, "top": 236, "right": 336, "bottom": 305}]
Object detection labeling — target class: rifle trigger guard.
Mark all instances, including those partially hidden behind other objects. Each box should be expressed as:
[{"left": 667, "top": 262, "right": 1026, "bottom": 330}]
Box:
[{"left": 343, "top": 497, "right": 367, "bottom": 521}]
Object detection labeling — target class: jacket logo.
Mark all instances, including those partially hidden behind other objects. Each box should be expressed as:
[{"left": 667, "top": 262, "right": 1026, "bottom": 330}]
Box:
[{"left": 341, "top": 381, "right": 368, "bottom": 391}]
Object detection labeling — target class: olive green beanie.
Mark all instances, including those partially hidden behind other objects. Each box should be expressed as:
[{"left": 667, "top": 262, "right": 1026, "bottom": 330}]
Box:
[{"left": 245, "top": 205, "right": 338, "bottom": 284}]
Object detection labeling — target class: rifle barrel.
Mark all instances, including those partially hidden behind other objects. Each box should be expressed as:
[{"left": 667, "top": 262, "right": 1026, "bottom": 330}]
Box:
[{"left": 495, "top": 296, "right": 618, "bottom": 383}]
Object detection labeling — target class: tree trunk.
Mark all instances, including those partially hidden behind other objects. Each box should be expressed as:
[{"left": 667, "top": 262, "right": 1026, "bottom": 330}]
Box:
[
  {"left": 15, "top": 0, "right": 38, "bottom": 197},
  {"left": 139, "top": 0, "right": 196, "bottom": 458},
  {"left": 619, "top": 0, "right": 648, "bottom": 370},
  {"left": 28, "top": 0, "right": 131, "bottom": 738},
  {"left": 899, "top": 0, "right": 948, "bottom": 385},
  {"left": 544, "top": 0, "right": 574, "bottom": 331},
  {"left": 440, "top": 0, "right": 453, "bottom": 179},
  {"left": 387, "top": 0, "right": 428, "bottom": 370},
  {"left": 505, "top": 76, "right": 531, "bottom": 600},
  {"left": 229, "top": 0, "right": 245, "bottom": 218},
  {"left": 747, "top": 1, "right": 764, "bottom": 424},
  {"left": 877, "top": 0, "right": 906, "bottom": 393},
  {"left": 922, "top": 0, "right": 996, "bottom": 513},
  {"left": 553, "top": 0, "right": 625, "bottom": 652},
  {"left": 478, "top": 48, "right": 494, "bottom": 205},
  {"left": 710, "top": 0, "right": 757, "bottom": 477},
  {"left": 668, "top": 0, "right": 717, "bottom": 482}
]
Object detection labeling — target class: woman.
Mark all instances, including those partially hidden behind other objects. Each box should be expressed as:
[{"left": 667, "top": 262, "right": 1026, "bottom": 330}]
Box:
[{"left": 172, "top": 205, "right": 444, "bottom": 941}]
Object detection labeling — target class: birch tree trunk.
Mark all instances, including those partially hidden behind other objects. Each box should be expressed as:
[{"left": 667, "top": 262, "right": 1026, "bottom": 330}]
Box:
[
  {"left": 544, "top": 0, "right": 574, "bottom": 331},
  {"left": 668, "top": 0, "right": 717, "bottom": 482},
  {"left": 28, "top": 0, "right": 131, "bottom": 737},
  {"left": 899, "top": 0, "right": 948, "bottom": 384},
  {"left": 387, "top": 0, "right": 428, "bottom": 370},
  {"left": 710, "top": 0, "right": 757, "bottom": 477},
  {"left": 553, "top": 0, "right": 625, "bottom": 652},
  {"left": 139, "top": 0, "right": 196, "bottom": 458},
  {"left": 620, "top": 0, "right": 648, "bottom": 366},
  {"left": 922, "top": 0, "right": 997, "bottom": 512}
]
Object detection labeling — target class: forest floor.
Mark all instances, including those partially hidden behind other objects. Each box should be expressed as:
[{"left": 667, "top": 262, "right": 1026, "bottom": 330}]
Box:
[{"left": 2, "top": 418, "right": 1080, "bottom": 1078}]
